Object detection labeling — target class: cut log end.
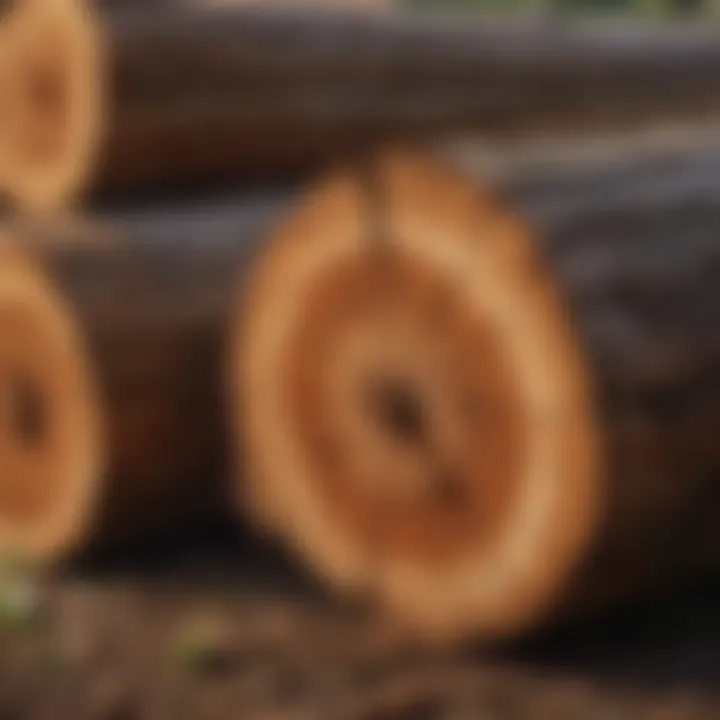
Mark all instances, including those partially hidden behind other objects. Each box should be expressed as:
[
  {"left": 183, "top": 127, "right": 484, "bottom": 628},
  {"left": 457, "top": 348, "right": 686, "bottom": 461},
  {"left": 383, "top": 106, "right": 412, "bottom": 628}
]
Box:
[
  {"left": 235, "top": 152, "right": 602, "bottom": 640},
  {"left": 0, "top": 0, "right": 101, "bottom": 211},
  {"left": 0, "top": 240, "right": 101, "bottom": 562}
]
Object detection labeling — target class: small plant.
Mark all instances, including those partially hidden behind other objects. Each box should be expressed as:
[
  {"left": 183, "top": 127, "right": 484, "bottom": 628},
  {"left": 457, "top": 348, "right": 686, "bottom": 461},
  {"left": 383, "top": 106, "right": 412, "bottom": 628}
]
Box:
[
  {"left": 170, "top": 615, "right": 237, "bottom": 675},
  {"left": 0, "top": 555, "right": 41, "bottom": 633}
]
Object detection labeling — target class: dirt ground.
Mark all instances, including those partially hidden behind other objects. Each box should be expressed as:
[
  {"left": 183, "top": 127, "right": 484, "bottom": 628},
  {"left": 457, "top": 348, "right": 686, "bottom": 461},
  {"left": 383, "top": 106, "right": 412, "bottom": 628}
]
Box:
[{"left": 0, "top": 524, "right": 718, "bottom": 719}]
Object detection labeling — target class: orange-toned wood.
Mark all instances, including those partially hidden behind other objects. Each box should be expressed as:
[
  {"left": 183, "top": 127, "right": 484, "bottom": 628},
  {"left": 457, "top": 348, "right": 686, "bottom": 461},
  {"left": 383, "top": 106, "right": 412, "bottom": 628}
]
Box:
[{"left": 234, "top": 147, "right": 720, "bottom": 641}]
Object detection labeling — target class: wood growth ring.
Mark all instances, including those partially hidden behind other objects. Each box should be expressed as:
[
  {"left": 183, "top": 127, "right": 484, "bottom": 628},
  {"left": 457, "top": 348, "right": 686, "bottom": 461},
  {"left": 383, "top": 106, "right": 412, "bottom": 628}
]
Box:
[
  {"left": 0, "top": 243, "right": 101, "bottom": 560},
  {"left": 236, "top": 153, "right": 601, "bottom": 640},
  {"left": 0, "top": 0, "right": 101, "bottom": 209}
]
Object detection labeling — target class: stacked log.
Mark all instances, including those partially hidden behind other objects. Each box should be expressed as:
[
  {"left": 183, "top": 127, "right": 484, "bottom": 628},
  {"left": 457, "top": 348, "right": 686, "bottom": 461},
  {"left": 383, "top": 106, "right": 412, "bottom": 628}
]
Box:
[
  {"left": 3, "top": 1, "right": 720, "bottom": 208},
  {"left": 1, "top": 118, "right": 719, "bottom": 641},
  {"left": 233, "top": 146, "right": 720, "bottom": 641},
  {"left": 0, "top": 194, "right": 284, "bottom": 559},
  {"left": 3, "top": 0, "right": 720, "bottom": 644}
]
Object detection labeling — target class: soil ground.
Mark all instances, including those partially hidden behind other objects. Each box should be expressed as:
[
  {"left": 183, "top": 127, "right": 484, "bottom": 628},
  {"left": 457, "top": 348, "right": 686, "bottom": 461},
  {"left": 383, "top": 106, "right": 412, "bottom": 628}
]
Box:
[{"left": 0, "top": 522, "right": 717, "bottom": 719}]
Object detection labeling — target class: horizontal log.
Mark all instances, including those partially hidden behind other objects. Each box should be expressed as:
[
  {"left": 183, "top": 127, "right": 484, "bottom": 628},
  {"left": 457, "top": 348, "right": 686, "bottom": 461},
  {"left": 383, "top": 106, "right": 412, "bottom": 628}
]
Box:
[
  {"left": 233, "top": 143, "right": 720, "bottom": 641},
  {"left": 5, "top": 1, "right": 720, "bottom": 208},
  {"left": 0, "top": 192, "right": 290, "bottom": 560}
]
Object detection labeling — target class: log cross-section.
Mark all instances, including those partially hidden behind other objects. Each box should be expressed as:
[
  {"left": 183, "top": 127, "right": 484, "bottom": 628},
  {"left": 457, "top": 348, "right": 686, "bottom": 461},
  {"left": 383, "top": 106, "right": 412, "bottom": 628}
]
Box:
[{"left": 234, "top": 148, "right": 720, "bottom": 641}]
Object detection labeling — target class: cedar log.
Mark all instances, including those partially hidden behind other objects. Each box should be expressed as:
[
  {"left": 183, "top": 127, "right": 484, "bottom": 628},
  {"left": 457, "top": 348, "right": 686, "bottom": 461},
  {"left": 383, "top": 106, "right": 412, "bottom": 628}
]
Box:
[
  {"left": 5, "top": 1, "right": 720, "bottom": 207},
  {"left": 0, "top": 194, "right": 284, "bottom": 560},
  {"left": 234, "top": 144, "right": 720, "bottom": 642}
]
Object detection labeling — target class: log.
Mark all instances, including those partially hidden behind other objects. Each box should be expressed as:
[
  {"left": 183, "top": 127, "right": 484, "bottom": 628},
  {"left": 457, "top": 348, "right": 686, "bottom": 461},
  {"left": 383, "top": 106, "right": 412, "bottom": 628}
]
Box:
[
  {"left": 0, "top": 193, "right": 284, "bottom": 560},
  {"left": 233, "top": 144, "right": 720, "bottom": 642},
  {"left": 5, "top": 0, "right": 720, "bottom": 208}
]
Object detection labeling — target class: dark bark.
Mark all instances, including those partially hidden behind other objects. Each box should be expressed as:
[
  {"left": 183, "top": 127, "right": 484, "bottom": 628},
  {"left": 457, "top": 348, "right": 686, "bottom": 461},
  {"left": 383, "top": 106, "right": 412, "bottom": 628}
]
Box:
[
  {"left": 92, "top": 6, "right": 720, "bottom": 196},
  {"left": 496, "top": 145, "right": 720, "bottom": 618},
  {"left": 7, "top": 192, "right": 290, "bottom": 549}
]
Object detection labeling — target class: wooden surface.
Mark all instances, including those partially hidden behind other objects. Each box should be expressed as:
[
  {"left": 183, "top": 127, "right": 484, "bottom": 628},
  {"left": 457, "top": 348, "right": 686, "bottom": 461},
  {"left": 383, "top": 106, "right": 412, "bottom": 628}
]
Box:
[
  {"left": 95, "top": 9, "right": 720, "bottom": 196},
  {"left": 0, "top": 192, "right": 294, "bottom": 555},
  {"left": 498, "top": 145, "right": 720, "bottom": 621},
  {"left": 441, "top": 129, "right": 720, "bottom": 624},
  {"left": 233, "top": 139, "right": 720, "bottom": 640},
  {"left": 8, "top": 1, "right": 720, "bottom": 206}
]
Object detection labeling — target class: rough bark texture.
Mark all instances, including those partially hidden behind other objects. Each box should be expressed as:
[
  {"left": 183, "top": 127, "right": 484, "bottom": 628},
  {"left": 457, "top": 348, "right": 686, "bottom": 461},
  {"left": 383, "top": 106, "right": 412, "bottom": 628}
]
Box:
[
  {"left": 434, "top": 135, "right": 720, "bottom": 623},
  {"left": 7, "top": 2, "right": 720, "bottom": 208},
  {"left": 3, "top": 193, "right": 289, "bottom": 552},
  {"left": 93, "top": 7, "right": 720, "bottom": 196},
  {"left": 496, "top": 148, "right": 720, "bottom": 621}
]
